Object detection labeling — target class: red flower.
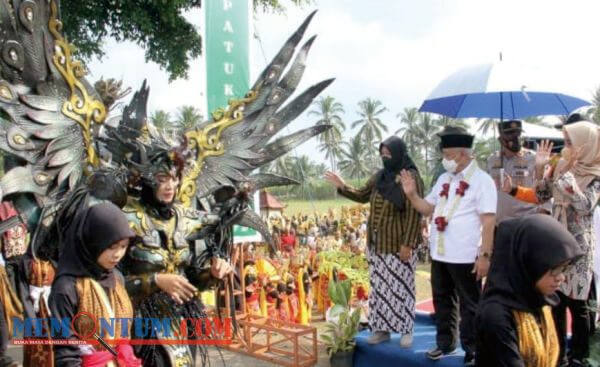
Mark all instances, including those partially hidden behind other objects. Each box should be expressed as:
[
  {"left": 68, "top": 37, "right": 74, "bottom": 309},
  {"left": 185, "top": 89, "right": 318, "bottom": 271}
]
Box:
[
  {"left": 439, "top": 183, "right": 450, "bottom": 198},
  {"left": 356, "top": 286, "right": 368, "bottom": 300},
  {"left": 434, "top": 216, "right": 448, "bottom": 232},
  {"left": 456, "top": 181, "right": 470, "bottom": 196}
]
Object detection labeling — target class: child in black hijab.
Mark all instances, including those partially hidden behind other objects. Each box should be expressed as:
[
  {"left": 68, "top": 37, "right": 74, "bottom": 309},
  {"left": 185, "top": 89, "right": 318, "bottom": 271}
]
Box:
[
  {"left": 476, "top": 214, "right": 583, "bottom": 367},
  {"left": 49, "top": 202, "right": 141, "bottom": 367}
]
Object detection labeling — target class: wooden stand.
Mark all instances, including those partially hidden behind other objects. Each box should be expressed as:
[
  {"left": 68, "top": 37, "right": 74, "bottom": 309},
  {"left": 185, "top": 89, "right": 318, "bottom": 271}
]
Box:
[
  {"left": 223, "top": 315, "right": 318, "bottom": 367},
  {"left": 212, "top": 246, "right": 319, "bottom": 367}
]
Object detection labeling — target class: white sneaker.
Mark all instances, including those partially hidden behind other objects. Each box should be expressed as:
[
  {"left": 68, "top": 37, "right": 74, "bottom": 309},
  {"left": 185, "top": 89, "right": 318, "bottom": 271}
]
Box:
[
  {"left": 366, "top": 331, "right": 390, "bottom": 344},
  {"left": 400, "top": 333, "right": 413, "bottom": 348}
]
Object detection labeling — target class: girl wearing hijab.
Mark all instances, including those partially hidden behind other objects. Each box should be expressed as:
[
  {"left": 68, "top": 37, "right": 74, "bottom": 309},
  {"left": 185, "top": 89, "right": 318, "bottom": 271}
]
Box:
[
  {"left": 325, "top": 136, "right": 423, "bottom": 347},
  {"left": 476, "top": 214, "right": 583, "bottom": 367},
  {"left": 501, "top": 121, "right": 600, "bottom": 366},
  {"left": 49, "top": 202, "right": 141, "bottom": 367}
]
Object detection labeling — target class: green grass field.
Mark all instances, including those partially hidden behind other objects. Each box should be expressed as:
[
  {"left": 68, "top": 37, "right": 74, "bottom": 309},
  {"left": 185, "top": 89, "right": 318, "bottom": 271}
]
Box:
[{"left": 416, "top": 263, "right": 432, "bottom": 301}]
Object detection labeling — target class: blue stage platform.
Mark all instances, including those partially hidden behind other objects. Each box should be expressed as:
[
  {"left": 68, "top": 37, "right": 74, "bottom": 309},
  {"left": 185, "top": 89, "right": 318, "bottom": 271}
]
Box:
[{"left": 353, "top": 312, "right": 465, "bottom": 367}]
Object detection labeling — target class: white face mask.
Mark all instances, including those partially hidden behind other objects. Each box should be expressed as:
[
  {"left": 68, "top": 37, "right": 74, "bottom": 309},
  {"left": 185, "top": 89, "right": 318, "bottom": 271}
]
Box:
[{"left": 442, "top": 158, "right": 459, "bottom": 173}]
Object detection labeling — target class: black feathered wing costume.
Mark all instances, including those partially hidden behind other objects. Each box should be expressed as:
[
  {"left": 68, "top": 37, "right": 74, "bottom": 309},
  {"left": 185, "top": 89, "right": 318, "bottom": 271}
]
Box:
[{"left": 0, "top": 2, "right": 332, "bottom": 365}]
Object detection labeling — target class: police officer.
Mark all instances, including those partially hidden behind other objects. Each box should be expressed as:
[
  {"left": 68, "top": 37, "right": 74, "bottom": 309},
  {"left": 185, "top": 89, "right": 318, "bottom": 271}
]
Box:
[{"left": 486, "top": 120, "right": 551, "bottom": 224}]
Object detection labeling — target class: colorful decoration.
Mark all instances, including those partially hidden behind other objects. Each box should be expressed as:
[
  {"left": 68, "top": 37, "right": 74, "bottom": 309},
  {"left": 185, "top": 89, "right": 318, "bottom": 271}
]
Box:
[{"left": 434, "top": 162, "right": 478, "bottom": 255}]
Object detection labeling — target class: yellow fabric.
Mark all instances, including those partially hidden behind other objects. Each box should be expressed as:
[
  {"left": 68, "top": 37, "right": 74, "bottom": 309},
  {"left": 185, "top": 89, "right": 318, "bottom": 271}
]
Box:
[
  {"left": 201, "top": 290, "right": 215, "bottom": 307},
  {"left": 256, "top": 258, "right": 278, "bottom": 281},
  {"left": 259, "top": 287, "right": 267, "bottom": 317},
  {"left": 24, "top": 259, "right": 55, "bottom": 367},
  {"left": 328, "top": 267, "right": 334, "bottom": 306},
  {"left": 76, "top": 278, "right": 133, "bottom": 348},
  {"left": 315, "top": 273, "right": 322, "bottom": 313},
  {"left": 296, "top": 267, "right": 308, "bottom": 325},
  {"left": 0, "top": 265, "right": 23, "bottom": 339},
  {"left": 512, "top": 306, "right": 559, "bottom": 367}
]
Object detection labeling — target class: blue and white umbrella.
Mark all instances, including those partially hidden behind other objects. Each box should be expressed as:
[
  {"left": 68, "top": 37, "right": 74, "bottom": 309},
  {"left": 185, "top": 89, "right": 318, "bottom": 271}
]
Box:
[{"left": 419, "top": 62, "right": 591, "bottom": 119}]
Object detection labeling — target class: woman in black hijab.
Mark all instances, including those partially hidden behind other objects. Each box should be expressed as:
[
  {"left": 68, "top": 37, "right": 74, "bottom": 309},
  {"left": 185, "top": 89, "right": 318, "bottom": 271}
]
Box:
[
  {"left": 325, "top": 136, "right": 424, "bottom": 347},
  {"left": 49, "top": 202, "right": 140, "bottom": 367},
  {"left": 476, "top": 214, "right": 583, "bottom": 367}
]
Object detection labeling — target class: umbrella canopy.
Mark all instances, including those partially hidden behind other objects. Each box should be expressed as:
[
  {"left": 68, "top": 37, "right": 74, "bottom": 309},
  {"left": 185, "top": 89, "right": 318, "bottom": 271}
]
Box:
[{"left": 419, "top": 62, "right": 591, "bottom": 119}]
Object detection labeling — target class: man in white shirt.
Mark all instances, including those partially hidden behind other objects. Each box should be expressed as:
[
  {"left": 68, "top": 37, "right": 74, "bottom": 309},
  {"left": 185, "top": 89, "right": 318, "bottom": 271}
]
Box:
[{"left": 400, "top": 126, "right": 496, "bottom": 367}]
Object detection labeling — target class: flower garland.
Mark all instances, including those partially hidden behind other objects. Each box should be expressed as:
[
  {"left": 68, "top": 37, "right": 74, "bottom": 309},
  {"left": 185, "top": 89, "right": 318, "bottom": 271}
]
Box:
[{"left": 434, "top": 162, "right": 478, "bottom": 256}]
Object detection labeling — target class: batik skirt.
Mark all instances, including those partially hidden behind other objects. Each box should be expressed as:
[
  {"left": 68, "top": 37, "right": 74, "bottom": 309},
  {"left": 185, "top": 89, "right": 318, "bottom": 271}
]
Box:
[{"left": 367, "top": 250, "right": 416, "bottom": 334}]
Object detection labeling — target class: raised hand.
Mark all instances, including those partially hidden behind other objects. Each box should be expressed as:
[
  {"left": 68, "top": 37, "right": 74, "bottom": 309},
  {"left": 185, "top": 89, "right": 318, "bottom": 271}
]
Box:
[
  {"left": 324, "top": 171, "right": 345, "bottom": 189},
  {"left": 399, "top": 169, "right": 417, "bottom": 197},
  {"left": 399, "top": 245, "right": 413, "bottom": 263},
  {"left": 535, "top": 140, "right": 554, "bottom": 167}
]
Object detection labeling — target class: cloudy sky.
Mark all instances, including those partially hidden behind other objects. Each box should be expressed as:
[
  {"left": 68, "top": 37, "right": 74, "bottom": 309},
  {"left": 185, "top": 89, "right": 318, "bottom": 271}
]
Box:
[{"left": 86, "top": 0, "right": 600, "bottom": 164}]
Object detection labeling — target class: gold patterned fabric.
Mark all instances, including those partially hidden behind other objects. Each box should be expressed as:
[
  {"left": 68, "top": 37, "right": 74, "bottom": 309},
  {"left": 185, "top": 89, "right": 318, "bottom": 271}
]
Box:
[
  {"left": 0, "top": 265, "right": 23, "bottom": 339},
  {"left": 29, "top": 259, "right": 55, "bottom": 287},
  {"left": 23, "top": 259, "right": 55, "bottom": 367},
  {"left": 76, "top": 277, "right": 133, "bottom": 347},
  {"left": 512, "top": 306, "right": 559, "bottom": 367}
]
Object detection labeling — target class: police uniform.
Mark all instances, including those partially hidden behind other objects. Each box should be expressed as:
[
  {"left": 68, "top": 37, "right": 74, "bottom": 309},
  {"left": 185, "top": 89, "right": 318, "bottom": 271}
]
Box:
[{"left": 486, "top": 120, "right": 551, "bottom": 223}]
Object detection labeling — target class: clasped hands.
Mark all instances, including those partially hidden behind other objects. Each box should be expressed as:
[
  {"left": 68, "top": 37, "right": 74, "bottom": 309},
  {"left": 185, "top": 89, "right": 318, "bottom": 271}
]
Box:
[{"left": 156, "top": 258, "right": 233, "bottom": 304}]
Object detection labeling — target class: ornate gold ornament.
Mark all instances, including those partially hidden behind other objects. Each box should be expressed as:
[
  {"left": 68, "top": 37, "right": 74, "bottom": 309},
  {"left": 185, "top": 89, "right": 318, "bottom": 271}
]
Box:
[
  {"left": 48, "top": 0, "right": 106, "bottom": 174},
  {"left": 178, "top": 89, "right": 259, "bottom": 207}
]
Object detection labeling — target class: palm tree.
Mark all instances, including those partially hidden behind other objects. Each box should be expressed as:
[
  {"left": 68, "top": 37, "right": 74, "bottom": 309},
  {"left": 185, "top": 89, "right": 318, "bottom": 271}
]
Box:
[
  {"left": 264, "top": 155, "right": 297, "bottom": 199},
  {"left": 150, "top": 110, "right": 173, "bottom": 130},
  {"left": 308, "top": 96, "right": 346, "bottom": 171},
  {"left": 338, "top": 135, "right": 370, "bottom": 182},
  {"left": 473, "top": 137, "right": 497, "bottom": 168},
  {"left": 476, "top": 118, "right": 499, "bottom": 152},
  {"left": 477, "top": 118, "right": 497, "bottom": 136},
  {"left": 272, "top": 155, "right": 294, "bottom": 178},
  {"left": 315, "top": 162, "right": 328, "bottom": 174},
  {"left": 352, "top": 98, "right": 388, "bottom": 162},
  {"left": 283, "top": 155, "right": 320, "bottom": 198},
  {"left": 415, "top": 112, "right": 440, "bottom": 180},
  {"left": 395, "top": 107, "right": 421, "bottom": 157},
  {"left": 291, "top": 155, "right": 317, "bottom": 181},
  {"left": 175, "top": 105, "right": 203, "bottom": 131}
]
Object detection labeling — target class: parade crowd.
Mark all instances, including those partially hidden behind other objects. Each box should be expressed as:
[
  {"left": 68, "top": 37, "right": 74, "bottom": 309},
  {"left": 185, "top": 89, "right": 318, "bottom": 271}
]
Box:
[{"left": 0, "top": 114, "right": 598, "bottom": 367}]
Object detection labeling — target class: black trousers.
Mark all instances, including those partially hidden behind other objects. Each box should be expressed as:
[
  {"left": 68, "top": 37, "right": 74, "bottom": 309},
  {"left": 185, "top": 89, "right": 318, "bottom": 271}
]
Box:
[
  {"left": 431, "top": 260, "right": 481, "bottom": 356},
  {"left": 553, "top": 291, "right": 591, "bottom": 363},
  {"left": 589, "top": 278, "right": 596, "bottom": 334}
]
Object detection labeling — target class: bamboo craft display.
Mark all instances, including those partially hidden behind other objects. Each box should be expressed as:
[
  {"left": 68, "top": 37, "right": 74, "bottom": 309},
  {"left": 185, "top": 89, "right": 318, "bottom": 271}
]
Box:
[{"left": 211, "top": 249, "right": 319, "bottom": 367}]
